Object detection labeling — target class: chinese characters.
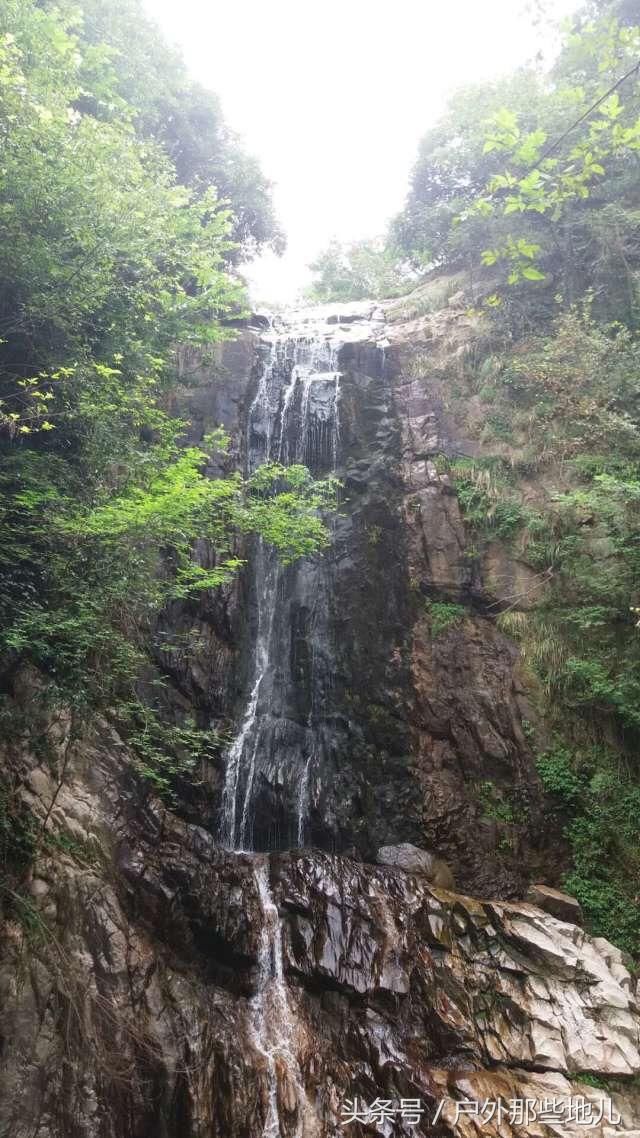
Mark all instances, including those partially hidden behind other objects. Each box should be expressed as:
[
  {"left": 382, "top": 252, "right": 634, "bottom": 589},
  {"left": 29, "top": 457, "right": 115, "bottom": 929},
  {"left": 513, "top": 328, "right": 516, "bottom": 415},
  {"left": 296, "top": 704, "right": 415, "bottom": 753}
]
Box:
[{"left": 339, "top": 1094, "right": 621, "bottom": 1128}]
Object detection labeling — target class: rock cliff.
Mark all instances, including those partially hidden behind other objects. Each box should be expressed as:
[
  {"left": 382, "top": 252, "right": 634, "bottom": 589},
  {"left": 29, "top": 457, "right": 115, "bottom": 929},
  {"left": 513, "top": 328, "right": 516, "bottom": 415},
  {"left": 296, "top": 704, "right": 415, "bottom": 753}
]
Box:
[{"left": 1, "top": 298, "right": 638, "bottom": 1136}]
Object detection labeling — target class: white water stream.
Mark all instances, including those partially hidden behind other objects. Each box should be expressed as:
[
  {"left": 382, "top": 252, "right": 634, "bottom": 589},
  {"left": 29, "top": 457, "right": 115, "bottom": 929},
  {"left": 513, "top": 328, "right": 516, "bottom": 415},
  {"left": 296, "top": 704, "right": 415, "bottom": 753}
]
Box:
[
  {"left": 250, "top": 860, "right": 306, "bottom": 1138},
  {"left": 220, "top": 320, "right": 346, "bottom": 853},
  {"left": 221, "top": 303, "right": 387, "bottom": 1138}
]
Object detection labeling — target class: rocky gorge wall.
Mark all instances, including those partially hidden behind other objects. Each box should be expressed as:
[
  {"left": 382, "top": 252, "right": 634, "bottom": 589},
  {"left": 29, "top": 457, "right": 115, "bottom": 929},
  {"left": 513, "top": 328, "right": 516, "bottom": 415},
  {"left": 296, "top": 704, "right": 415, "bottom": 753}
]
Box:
[
  {"left": 1, "top": 298, "right": 639, "bottom": 1137},
  {"left": 167, "top": 302, "right": 557, "bottom": 896}
]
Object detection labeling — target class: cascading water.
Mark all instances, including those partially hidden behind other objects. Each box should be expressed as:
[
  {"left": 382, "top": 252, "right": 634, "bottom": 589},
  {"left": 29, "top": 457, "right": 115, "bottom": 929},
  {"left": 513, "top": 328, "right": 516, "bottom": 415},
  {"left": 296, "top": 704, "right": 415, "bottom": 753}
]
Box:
[
  {"left": 221, "top": 302, "right": 387, "bottom": 1138},
  {"left": 250, "top": 860, "right": 306, "bottom": 1138},
  {"left": 220, "top": 314, "right": 345, "bottom": 854}
]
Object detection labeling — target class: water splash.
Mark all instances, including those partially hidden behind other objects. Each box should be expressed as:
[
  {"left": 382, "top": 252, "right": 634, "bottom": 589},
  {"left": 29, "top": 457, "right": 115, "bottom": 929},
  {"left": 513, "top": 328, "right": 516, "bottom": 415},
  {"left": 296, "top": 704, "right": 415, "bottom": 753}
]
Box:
[{"left": 250, "top": 860, "right": 305, "bottom": 1138}]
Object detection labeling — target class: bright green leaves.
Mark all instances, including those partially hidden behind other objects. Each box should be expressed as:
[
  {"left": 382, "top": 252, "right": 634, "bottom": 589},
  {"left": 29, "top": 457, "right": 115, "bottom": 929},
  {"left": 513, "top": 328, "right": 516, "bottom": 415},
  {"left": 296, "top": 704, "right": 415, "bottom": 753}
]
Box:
[
  {"left": 66, "top": 449, "right": 240, "bottom": 541},
  {"left": 171, "top": 560, "right": 246, "bottom": 599},
  {"left": 242, "top": 463, "right": 339, "bottom": 563},
  {"left": 482, "top": 106, "right": 521, "bottom": 152},
  {"left": 515, "top": 127, "right": 548, "bottom": 166},
  {"left": 481, "top": 236, "right": 545, "bottom": 284},
  {"left": 69, "top": 453, "right": 337, "bottom": 564},
  {"left": 394, "top": 4, "right": 640, "bottom": 325},
  {"left": 426, "top": 600, "right": 467, "bottom": 638},
  {"left": 469, "top": 58, "right": 640, "bottom": 300},
  {"left": 0, "top": 0, "right": 319, "bottom": 722},
  {"left": 119, "top": 700, "right": 227, "bottom": 795},
  {"left": 483, "top": 113, "right": 548, "bottom": 168}
]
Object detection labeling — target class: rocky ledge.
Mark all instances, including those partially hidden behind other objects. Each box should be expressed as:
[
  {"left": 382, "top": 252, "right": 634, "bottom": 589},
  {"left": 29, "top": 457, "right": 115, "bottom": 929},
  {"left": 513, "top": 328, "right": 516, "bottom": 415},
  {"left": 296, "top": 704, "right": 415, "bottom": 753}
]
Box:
[
  {"left": 1, "top": 723, "right": 639, "bottom": 1136},
  {"left": 274, "top": 850, "right": 640, "bottom": 1135}
]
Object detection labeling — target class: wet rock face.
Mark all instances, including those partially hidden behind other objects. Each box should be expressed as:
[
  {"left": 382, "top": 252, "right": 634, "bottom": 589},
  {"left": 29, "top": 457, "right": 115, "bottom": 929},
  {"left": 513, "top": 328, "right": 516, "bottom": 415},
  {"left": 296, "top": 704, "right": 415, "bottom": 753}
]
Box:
[
  {"left": 154, "top": 306, "right": 555, "bottom": 892},
  {"left": 214, "top": 310, "right": 422, "bottom": 858}
]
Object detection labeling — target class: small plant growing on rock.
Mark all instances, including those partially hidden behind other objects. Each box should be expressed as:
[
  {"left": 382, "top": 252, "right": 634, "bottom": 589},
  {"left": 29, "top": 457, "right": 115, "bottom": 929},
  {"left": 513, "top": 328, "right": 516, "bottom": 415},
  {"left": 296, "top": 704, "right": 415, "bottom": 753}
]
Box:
[
  {"left": 426, "top": 600, "right": 466, "bottom": 637},
  {"left": 478, "top": 780, "right": 516, "bottom": 824}
]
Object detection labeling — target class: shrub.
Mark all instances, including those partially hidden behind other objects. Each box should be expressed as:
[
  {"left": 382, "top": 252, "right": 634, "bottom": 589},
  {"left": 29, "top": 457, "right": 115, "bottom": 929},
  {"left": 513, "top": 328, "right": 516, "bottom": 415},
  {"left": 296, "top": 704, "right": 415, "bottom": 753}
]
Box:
[{"left": 427, "top": 600, "right": 467, "bottom": 637}]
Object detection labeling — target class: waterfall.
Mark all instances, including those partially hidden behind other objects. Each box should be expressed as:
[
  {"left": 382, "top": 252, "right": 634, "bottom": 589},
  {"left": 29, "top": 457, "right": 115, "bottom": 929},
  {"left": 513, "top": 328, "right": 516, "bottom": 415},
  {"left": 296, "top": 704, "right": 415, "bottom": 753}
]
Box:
[
  {"left": 221, "top": 303, "right": 387, "bottom": 1138},
  {"left": 250, "top": 860, "right": 305, "bottom": 1138},
  {"left": 220, "top": 317, "right": 344, "bottom": 853}
]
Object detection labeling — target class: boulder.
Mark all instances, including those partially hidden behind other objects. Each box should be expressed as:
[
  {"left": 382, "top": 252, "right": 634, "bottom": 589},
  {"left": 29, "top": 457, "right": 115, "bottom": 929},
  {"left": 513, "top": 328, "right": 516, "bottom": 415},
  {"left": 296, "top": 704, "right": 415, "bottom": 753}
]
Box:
[
  {"left": 526, "top": 883, "right": 584, "bottom": 925},
  {"left": 376, "top": 842, "right": 455, "bottom": 887}
]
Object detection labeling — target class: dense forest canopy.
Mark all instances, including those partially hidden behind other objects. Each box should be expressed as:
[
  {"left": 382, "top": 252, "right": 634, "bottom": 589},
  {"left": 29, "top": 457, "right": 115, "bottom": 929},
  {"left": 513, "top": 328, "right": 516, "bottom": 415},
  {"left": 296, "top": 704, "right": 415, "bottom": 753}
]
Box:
[
  {"left": 0, "top": 0, "right": 332, "bottom": 788},
  {"left": 76, "top": 0, "right": 285, "bottom": 259}
]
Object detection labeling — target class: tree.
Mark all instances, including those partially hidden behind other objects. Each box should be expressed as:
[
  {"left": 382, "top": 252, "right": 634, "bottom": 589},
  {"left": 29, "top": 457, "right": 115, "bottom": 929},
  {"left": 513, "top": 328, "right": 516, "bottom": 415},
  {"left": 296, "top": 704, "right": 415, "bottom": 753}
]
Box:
[
  {"left": 306, "top": 238, "right": 414, "bottom": 302},
  {"left": 0, "top": 0, "right": 330, "bottom": 727},
  {"left": 70, "top": 0, "right": 285, "bottom": 259},
  {"left": 392, "top": 2, "right": 640, "bottom": 325}
]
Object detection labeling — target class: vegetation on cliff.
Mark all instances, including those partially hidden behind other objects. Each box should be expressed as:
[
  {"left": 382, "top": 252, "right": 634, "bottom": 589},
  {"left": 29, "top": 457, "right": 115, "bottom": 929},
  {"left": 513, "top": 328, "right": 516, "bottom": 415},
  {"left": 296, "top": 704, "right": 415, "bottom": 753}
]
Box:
[
  {"left": 406, "top": 0, "right": 640, "bottom": 953},
  {"left": 310, "top": 0, "right": 640, "bottom": 953},
  {"left": 440, "top": 308, "right": 640, "bottom": 952},
  {"left": 0, "top": 0, "right": 333, "bottom": 809}
]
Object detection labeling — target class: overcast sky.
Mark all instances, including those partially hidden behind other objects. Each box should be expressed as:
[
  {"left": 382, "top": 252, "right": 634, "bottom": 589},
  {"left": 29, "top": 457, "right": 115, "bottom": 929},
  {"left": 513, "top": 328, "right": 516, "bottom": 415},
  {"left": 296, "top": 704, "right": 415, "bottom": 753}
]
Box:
[{"left": 144, "top": 0, "right": 577, "bottom": 301}]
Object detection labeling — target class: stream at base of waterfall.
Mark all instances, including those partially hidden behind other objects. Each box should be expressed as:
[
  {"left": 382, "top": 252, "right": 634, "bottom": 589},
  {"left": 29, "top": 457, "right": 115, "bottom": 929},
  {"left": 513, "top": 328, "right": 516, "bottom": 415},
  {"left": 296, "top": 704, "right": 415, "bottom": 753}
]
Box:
[{"left": 219, "top": 303, "right": 387, "bottom": 1138}]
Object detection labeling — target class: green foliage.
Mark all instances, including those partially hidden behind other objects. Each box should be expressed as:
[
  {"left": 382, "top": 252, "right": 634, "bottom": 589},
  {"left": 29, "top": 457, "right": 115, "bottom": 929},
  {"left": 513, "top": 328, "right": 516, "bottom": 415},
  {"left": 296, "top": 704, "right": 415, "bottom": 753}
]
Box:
[
  {"left": 76, "top": 0, "right": 283, "bottom": 258},
  {"left": 241, "top": 463, "right": 338, "bottom": 562},
  {"left": 1, "top": 443, "right": 336, "bottom": 708},
  {"left": 426, "top": 600, "right": 466, "bottom": 637},
  {"left": 478, "top": 780, "right": 517, "bottom": 824},
  {"left": 392, "top": 71, "right": 547, "bottom": 271},
  {"left": 0, "top": 781, "right": 35, "bottom": 875},
  {"left": 454, "top": 306, "right": 640, "bottom": 741},
  {"left": 576, "top": 1074, "right": 613, "bottom": 1092},
  {"left": 0, "top": 2, "right": 332, "bottom": 745},
  {"left": 117, "top": 700, "right": 228, "bottom": 795},
  {"left": 538, "top": 744, "right": 640, "bottom": 956},
  {"left": 439, "top": 456, "right": 539, "bottom": 541},
  {"left": 306, "top": 238, "right": 415, "bottom": 302},
  {"left": 536, "top": 747, "right": 584, "bottom": 802},
  {"left": 393, "top": 3, "right": 640, "bottom": 327},
  {"left": 0, "top": 779, "right": 37, "bottom": 930}
]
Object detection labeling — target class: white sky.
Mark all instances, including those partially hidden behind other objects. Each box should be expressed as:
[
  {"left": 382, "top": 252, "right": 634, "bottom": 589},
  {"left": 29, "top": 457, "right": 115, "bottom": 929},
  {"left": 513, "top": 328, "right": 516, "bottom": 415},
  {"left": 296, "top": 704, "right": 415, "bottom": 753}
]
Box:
[{"left": 144, "top": 0, "right": 577, "bottom": 302}]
